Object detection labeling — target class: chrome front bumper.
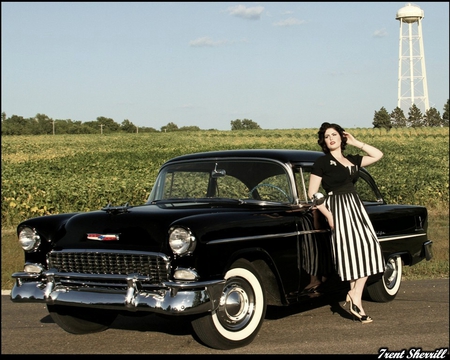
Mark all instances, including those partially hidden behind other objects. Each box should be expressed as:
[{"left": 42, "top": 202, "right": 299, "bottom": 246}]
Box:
[{"left": 11, "top": 271, "right": 225, "bottom": 315}]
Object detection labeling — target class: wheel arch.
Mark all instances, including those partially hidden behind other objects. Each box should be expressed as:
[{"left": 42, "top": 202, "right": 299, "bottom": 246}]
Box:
[
  {"left": 225, "top": 248, "right": 285, "bottom": 306},
  {"left": 384, "top": 251, "right": 410, "bottom": 266}
]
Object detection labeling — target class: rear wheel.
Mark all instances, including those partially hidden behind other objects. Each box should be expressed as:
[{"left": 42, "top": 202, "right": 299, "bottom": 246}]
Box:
[
  {"left": 366, "top": 256, "right": 403, "bottom": 302},
  {"left": 191, "top": 259, "right": 266, "bottom": 350},
  {"left": 47, "top": 305, "right": 117, "bottom": 334}
]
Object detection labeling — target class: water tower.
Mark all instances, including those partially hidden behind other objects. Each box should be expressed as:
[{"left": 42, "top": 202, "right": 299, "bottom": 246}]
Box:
[{"left": 396, "top": 3, "right": 430, "bottom": 115}]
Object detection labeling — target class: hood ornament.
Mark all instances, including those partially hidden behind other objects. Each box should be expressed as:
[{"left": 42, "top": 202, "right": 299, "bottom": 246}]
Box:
[{"left": 101, "top": 202, "right": 131, "bottom": 215}]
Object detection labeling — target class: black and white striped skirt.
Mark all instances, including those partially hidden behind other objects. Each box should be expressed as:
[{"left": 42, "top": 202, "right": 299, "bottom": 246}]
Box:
[{"left": 325, "top": 191, "right": 385, "bottom": 281}]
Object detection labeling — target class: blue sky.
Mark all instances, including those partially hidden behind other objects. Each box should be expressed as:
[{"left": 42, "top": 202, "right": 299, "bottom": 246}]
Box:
[{"left": 2, "top": 2, "right": 449, "bottom": 130}]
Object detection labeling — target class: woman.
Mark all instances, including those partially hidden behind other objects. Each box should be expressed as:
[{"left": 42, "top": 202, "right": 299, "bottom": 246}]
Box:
[{"left": 308, "top": 122, "right": 385, "bottom": 323}]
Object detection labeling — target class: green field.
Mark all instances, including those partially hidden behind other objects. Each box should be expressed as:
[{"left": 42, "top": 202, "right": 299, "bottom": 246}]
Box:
[{"left": 2, "top": 128, "right": 449, "bottom": 289}]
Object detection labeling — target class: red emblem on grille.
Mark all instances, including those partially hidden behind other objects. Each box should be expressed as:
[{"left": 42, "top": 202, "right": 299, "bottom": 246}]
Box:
[{"left": 87, "top": 233, "right": 120, "bottom": 241}]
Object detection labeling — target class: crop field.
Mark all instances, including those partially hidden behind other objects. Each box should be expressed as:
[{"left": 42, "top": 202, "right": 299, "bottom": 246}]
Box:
[{"left": 2, "top": 127, "right": 449, "bottom": 289}]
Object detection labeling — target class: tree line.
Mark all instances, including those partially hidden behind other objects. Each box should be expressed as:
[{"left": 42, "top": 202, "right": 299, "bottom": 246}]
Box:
[
  {"left": 372, "top": 100, "right": 449, "bottom": 129},
  {"left": 1, "top": 100, "right": 448, "bottom": 135}
]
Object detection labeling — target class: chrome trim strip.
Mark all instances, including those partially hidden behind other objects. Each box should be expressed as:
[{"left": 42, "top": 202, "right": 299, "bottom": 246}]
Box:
[
  {"left": 208, "top": 233, "right": 295, "bottom": 244},
  {"left": 208, "top": 229, "right": 328, "bottom": 245},
  {"left": 378, "top": 233, "right": 426, "bottom": 242},
  {"left": 208, "top": 230, "right": 422, "bottom": 245}
]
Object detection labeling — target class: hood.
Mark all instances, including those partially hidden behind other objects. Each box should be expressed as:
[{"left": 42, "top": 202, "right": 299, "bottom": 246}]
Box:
[
  {"left": 53, "top": 203, "right": 206, "bottom": 251},
  {"left": 52, "top": 201, "right": 275, "bottom": 251}
]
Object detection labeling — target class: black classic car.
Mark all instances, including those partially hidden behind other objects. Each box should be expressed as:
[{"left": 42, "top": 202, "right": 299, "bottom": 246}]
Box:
[{"left": 11, "top": 149, "right": 433, "bottom": 350}]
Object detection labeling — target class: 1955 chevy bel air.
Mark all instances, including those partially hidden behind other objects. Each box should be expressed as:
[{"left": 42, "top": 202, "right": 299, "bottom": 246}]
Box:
[{"left": 11, "top": 149, "right": 433, "bottom": 349}]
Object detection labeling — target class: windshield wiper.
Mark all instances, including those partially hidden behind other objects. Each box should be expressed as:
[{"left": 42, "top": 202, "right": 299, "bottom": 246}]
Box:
[{"left": 150, "top": 198, "right": 243, "bottom": 205}]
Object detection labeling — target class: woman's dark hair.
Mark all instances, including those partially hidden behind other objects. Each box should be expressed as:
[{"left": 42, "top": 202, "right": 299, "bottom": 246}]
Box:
[{"left": 317, "top": 122, "right": 347, "bottom": 154}]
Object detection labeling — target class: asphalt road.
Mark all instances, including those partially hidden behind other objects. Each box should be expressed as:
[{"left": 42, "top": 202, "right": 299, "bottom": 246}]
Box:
[{"left": 2, "top": 279, "right": 449, "bottom": 355}]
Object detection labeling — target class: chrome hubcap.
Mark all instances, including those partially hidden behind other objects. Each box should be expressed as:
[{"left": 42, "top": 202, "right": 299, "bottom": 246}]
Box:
[
  {"left": 217, "top": 281, "right": 254, "bottom": 330},
  {"left": 384, "top": 257, "right": 398, "bottom": 289}
]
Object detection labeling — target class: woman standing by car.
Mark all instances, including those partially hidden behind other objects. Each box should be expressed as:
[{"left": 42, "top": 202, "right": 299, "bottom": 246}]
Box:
[{"left": 308, "top": 122, "right": 385, "bottom": 323}]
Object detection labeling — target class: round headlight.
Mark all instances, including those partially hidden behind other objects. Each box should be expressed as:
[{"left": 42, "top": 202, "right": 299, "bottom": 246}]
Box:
[
  {"left": 18, "top": 227, "right": 41, "bottom": 252},
  {"left": 169, "top": 226, "right": 196, "bottom": 256}
]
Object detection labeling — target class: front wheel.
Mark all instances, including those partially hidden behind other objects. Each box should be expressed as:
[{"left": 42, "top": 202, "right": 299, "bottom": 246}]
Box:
[
  {"left": 191, "top": 259, "right": 267, "bottom": 350},
  {"left": 47, "top": 305, "right": 118, "bottom": 334},
  {"left": 366, "top": 256, "right": 403, "bottom": 302}
]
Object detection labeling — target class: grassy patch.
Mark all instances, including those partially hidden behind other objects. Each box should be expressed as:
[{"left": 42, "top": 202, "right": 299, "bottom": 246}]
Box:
[{"left": 1, "top": 229, "right": 22, "bottom": 291}]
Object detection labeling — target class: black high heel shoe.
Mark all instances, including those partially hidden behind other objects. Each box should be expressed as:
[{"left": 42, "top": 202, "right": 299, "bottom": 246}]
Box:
[
  {"left": 300, "top": 283, "right": 321, "bottom": 295},
  {"left": 343, "top": 293, "right": 373, "bottom": 324}
]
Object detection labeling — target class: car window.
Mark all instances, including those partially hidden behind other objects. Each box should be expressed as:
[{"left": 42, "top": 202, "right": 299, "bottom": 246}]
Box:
[
  {"left": 248, "top": 174, "right": 292, "bottom": 202},
  {"left": 149, "top": 159, "right": 293, "bottom": 203},
  {"left": 293, "top": 166, "right": 325, "bottom": 203},
  {"left": 354, "top": 176, "right": 380, "bottom": 203},
  {"left": 162, "top": 171, "right": 210, "bottom": 198},
  {"left": 215, "top": 175, "right": 250, "bottom": 199}
]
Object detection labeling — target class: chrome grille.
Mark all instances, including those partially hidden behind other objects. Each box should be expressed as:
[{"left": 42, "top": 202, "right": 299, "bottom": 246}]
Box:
[{"left": 48, "top": 250, "right": 170, "bottom": 283}]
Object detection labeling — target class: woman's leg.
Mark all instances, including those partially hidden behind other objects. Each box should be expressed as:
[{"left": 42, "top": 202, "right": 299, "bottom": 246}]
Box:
[
  {"left": 304, "top": 275, "right": 322, "bottom": 290},
  {"left": 348, "top": 276, "right": 368, "bottom": 315}
]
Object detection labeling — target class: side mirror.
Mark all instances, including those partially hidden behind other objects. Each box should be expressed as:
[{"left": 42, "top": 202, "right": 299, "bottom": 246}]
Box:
[{"left": 312, "top": 192, "right": 325, "bottom": 206}]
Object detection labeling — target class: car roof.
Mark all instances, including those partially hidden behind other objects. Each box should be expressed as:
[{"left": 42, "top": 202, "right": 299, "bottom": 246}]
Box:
[{"left": 165, "top": 149, "right": 324, "bottom": 165}]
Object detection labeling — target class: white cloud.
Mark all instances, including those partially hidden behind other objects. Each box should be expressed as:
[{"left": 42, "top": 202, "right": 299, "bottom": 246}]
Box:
[
  {"left": 329, "top": 71, "right": 345, "bottom": 77},
  {"left": 373, "top": 28, "right": 388, "bottom": 38},
  {"left": 225, "top": 5, "right": 264, "bottom": 20},
  {"left": 189, "top": 36, "right": 229, "bottom": 47},
  {"left": 273, "top": 17, "right": 305, "bottom": 27}
]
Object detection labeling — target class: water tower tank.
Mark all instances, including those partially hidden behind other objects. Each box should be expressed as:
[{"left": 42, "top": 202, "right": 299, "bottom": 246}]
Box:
[{"left": 396, "top": 3, "right": 424, "bottom": 23}]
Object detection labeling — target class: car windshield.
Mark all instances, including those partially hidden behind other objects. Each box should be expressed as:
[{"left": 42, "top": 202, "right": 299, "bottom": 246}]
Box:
[{"left": 147, "top": 159, "right": 294, "bottom": 203}]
